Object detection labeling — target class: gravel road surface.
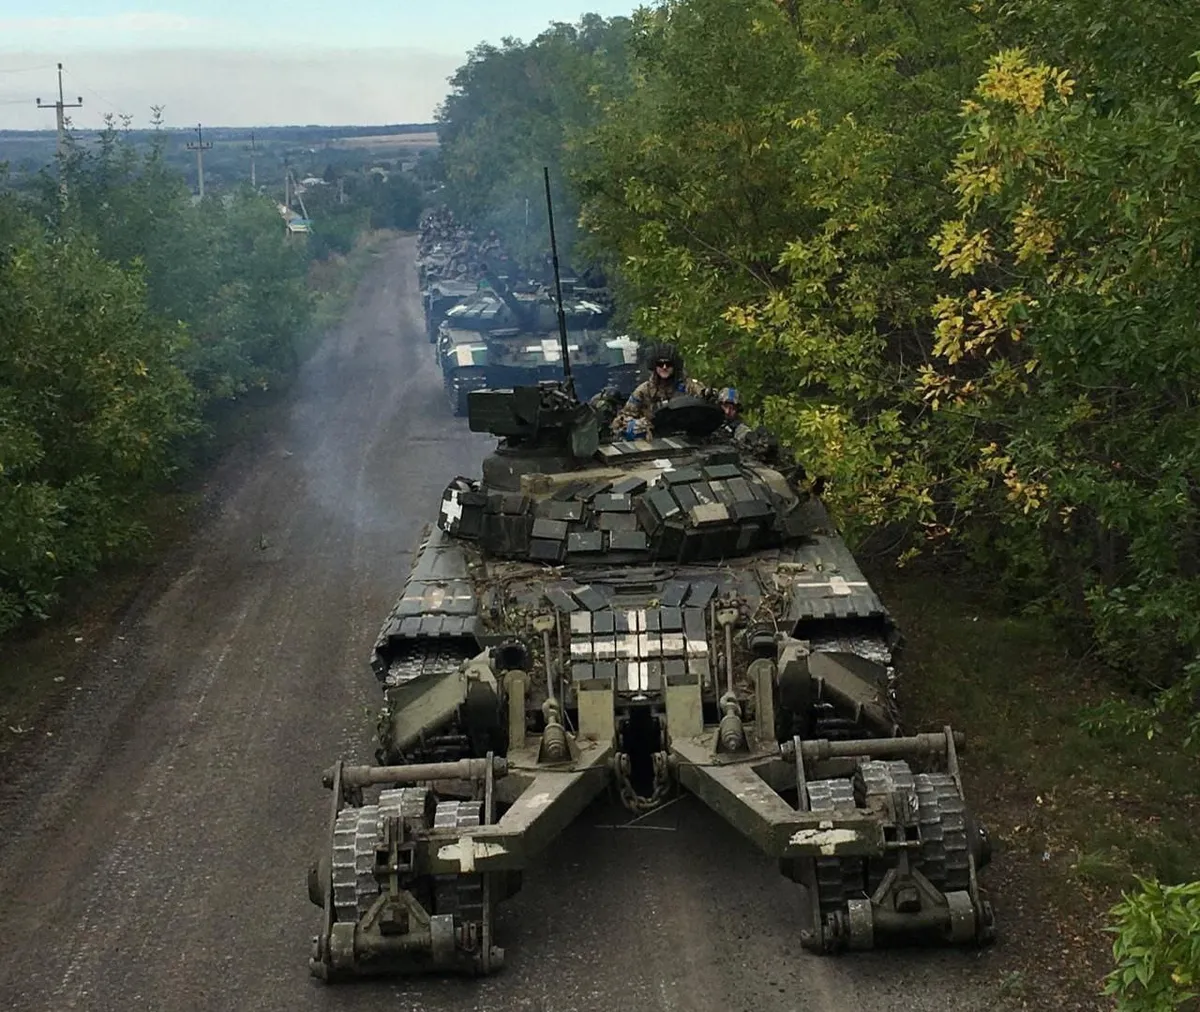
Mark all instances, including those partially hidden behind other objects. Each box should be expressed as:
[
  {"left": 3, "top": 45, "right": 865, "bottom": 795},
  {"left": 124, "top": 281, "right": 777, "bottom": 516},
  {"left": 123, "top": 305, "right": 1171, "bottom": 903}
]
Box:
[{"left": 0, "top": 237, "right": 1001, "bottom": 1012}]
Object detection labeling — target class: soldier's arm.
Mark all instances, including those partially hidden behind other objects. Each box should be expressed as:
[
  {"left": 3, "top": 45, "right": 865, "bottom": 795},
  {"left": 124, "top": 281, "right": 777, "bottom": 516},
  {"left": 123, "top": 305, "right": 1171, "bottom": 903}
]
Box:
[{"left": 611, "top": 386, "right": 648, "bottom": 437}]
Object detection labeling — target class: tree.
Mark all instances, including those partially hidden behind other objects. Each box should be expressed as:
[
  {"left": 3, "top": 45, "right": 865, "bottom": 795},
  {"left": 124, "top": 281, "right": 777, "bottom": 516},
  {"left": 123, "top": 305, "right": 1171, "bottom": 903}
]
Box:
[
  {"left": 0, "top": 195, "right": 197, "bottom": 634},
  {"left": 434, "top": 15, "right": 634, "bottom": 267}
]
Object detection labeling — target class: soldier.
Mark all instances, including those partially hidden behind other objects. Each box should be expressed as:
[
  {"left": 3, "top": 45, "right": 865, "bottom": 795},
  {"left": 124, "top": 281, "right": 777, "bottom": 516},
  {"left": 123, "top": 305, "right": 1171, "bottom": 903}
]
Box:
[
  {"left": 588, "top": 384, "right": 626, "bottom": 433},
  {"left": 611, "top": 342, "right": 707, "bottom": 440},
  {"left": 715, "top": 387, "right": 752, "bottom": 440}
]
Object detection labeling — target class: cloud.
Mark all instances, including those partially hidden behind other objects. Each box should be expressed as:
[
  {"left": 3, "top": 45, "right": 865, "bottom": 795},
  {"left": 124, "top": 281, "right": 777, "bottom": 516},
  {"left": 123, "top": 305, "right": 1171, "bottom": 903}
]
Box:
[
  {"left": 0, "top": 48, "right": 462, "bottom": 129},
  {"left": 0, "top": 13, "right": 215, "bottom": 34}
]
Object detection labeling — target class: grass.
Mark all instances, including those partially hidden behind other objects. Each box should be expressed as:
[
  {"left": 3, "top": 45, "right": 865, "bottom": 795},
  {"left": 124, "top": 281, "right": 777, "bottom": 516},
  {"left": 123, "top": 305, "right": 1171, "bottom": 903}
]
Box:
[
  {"left": 869, "top": 559, "right": 1200, "bottom": 1007},
  {"left": 303, "top": 227, "right": 399, "bottom": 346}
]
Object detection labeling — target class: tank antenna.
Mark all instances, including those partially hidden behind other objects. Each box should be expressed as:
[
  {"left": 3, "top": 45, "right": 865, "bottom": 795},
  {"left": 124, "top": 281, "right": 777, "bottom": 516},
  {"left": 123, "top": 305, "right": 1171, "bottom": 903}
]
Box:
[{"left": 543, "top": 166, "right": 575, "bottom": 400}]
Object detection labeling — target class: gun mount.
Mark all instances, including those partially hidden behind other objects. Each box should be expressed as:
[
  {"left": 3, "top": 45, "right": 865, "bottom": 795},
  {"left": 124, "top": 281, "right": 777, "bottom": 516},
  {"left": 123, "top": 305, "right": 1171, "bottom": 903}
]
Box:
[{"left": 307, "top": 389, "right": 996, "bottom": 979}]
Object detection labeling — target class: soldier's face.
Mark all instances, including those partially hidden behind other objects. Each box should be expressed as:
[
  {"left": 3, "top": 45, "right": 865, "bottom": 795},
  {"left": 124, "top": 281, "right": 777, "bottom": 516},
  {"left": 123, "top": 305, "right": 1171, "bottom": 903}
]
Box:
[
  {"left": 723, "top": 402, "right": 738, "bottom": 419},
  {"left": 655, "top": 360, "right": 674, "bottom": 380}
]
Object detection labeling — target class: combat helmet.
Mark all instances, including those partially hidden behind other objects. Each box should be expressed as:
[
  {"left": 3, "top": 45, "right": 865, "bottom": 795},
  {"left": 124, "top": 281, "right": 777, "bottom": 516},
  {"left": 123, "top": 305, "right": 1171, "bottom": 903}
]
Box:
[{"left": 644, "top": 341, "right": 684, "bottom": 378}]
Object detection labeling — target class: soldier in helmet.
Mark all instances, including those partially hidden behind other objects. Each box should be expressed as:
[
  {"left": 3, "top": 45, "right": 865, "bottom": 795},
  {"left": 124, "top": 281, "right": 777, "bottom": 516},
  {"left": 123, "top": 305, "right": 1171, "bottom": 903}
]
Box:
[
  {"left": 588, "top": 384, "right": 626, "bottom": 433},
  {"left": 611, "top": 342, "right": 708, "bottom": 440},
  {"left": 715, "top": 387, "right": 751, "bottom": 440}
]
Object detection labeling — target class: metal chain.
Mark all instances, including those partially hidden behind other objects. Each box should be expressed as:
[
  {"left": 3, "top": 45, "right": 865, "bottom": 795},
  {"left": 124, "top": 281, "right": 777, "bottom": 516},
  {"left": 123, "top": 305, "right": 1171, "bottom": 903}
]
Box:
[{"left": 613, "top": 751, "right": 674, "bottom": 813}]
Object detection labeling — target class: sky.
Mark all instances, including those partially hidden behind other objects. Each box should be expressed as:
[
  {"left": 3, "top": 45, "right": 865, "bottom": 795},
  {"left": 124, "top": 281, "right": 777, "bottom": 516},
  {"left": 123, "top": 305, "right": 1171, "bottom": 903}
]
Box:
[{"left": 0, "top": 2, "right": 642, "bottom": 129}]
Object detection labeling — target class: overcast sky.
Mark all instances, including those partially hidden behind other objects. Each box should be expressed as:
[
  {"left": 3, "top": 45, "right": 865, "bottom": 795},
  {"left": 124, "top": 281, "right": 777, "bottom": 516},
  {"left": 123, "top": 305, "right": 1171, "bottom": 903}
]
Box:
[{"left": 0, "top": 2, "right": 641, "bottom": 130}]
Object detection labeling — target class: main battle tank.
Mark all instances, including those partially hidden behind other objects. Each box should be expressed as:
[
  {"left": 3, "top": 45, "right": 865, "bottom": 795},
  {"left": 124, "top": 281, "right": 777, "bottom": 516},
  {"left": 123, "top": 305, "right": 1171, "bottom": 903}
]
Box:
[
  {"left": 436, "top": 276, "right": 639, "bottom": 415},
  {"left": 422, "top": 279, "right": 479, "bottom": 342},
  {"left": 306, "top": 381, "right": 996, "bottom": 981}
]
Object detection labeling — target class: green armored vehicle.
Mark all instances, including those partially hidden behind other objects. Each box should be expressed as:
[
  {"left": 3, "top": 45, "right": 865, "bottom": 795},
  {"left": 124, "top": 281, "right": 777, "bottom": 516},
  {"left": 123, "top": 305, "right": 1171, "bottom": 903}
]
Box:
[
  {"left": 436, "top": 277, "right": 639, "bottom": 416},
  {"left": 306, "top": 381, "right": 996, "bottom": 980},
  {"left": 422, "top": 279, "right": 479, "bottom": 343}
]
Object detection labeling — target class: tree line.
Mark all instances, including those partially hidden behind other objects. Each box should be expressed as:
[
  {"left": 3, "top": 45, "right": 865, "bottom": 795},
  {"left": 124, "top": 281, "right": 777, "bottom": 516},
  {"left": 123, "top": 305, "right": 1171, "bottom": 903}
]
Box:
[
  {"left": 432, "top": 1, "right": 1200, "bottom": 1005},
  {"left": 0, "top": 115, "right": 417, "bottom": 639}
]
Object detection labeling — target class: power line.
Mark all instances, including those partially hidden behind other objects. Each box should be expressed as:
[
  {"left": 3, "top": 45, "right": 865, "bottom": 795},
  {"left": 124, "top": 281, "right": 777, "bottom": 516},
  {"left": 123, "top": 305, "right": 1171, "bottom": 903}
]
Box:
[{"left": 62, "top": 69, "right": 126, "bottom": 118}]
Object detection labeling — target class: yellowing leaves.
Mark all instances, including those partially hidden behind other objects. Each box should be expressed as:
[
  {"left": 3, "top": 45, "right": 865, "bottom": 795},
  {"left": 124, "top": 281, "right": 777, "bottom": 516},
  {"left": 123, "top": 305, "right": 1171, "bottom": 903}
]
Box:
[
  {"left": 1010, "top": 202, "right": 1059, "bottom": 263},
  {"left": 932, "top": 219, "right": 995, "bottom": 276},
  {"left": 976, "top": 49, "right": 1073, "bottom": 114},
  {"left": 948, "top": 158, "right": 1004, "bottom": 207}
]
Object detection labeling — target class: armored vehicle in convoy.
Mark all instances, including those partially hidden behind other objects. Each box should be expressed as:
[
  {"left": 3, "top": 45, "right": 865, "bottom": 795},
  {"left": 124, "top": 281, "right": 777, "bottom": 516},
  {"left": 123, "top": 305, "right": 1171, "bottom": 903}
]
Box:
[
  {"left": 422, "top": 279, "right": 479, "bottom": 342},
  {"left": 306, "top": 381, "right": 996, "bottom": 981},
  {"left": 435, "top": 277, "right": 640, "bottom": 415}
]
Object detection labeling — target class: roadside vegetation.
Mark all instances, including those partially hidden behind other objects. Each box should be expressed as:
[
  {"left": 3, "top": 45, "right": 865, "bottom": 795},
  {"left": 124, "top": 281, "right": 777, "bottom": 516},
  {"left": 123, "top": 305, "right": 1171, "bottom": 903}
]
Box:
[
  {"left": 433, "top": 3, "right": 1200, "bottom": 1007},
  {"left": 0, "top": 115, "right": 425, "bottom": 640}
]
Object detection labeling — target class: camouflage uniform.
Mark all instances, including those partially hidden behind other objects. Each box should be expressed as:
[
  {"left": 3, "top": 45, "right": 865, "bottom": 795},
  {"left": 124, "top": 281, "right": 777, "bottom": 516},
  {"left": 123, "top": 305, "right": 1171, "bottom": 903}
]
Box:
[
  {"left": 611, "top": 342, "right": 707, "bottom": 440},
  {"left": 715, "top": 387, "right": 751, "bottom": 442}
]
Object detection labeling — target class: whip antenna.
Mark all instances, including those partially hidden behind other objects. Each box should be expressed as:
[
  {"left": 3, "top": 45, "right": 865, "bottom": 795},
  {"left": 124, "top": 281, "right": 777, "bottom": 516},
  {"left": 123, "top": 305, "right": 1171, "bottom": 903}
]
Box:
[{"left": 543, "top": 166, "right": 575, "bottom": 400}]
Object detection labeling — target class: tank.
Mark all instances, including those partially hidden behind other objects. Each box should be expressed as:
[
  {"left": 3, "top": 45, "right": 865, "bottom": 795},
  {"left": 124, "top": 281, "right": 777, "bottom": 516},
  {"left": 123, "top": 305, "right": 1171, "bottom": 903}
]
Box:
[
  {"left": 422, "top": 279, "right": 479, "bottom": 342},
  {"left": 306, "top": 381, "right": 996, "bottom": 980},
  {"left": 435, "top": 277, "right": 640, "bottom": 416}
]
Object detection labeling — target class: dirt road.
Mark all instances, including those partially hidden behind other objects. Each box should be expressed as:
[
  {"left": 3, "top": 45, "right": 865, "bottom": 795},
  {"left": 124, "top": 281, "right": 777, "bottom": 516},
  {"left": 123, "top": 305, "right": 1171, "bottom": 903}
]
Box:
[{"left": 0, "top": 237, "right": 1001, "bottom": 1012}]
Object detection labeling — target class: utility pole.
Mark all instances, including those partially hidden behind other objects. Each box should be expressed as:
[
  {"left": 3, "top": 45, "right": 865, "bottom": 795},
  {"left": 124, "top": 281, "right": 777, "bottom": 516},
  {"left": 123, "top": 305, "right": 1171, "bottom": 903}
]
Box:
[
  {"left": 187, "top": 123, "right": 212, "bottom": 199},
  {"left": 249, "top": 131, "right": 257, "bottom": 189},
  {"left": 36, "top": 62, "right": 82, "bottom": 205},
  {"left": 36, "top": 62, "right": 83, "bottom": 159}
]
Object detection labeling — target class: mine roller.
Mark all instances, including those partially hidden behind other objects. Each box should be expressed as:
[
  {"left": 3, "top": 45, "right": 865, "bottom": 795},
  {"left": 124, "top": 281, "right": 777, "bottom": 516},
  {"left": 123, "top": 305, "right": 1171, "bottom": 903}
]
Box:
[{"left": 305, "top": 381, "right": 995, "bottom": 980}]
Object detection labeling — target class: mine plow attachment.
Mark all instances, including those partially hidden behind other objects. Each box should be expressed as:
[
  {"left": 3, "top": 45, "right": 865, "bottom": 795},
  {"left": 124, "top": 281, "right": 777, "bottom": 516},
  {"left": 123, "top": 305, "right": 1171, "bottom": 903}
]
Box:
[
  {"left": 308, "top": 741, "right": 613, "bottom": 982},
  {"left": 674, "top": 726, "right": 994, "bottom": 954}
]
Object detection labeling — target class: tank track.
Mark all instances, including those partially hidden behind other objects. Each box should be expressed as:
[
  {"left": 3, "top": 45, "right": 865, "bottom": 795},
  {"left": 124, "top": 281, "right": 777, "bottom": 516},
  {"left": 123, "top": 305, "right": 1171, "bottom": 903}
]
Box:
[
  {"left": 378, "top": 641, "right": 480, "bottom": 764},
  {"left": 805, "top": 761, "right": 972, "bottom": 921},
  {"left": 805, "top": 780, "right": 865, "bottom": 914},
  {"left": 383, "top": 640, "right": 476, "bottom": 689},
  {"left": 914, "top": 772, "right": 971, "bottom": 893},
  {"left": 853, "top": 761, "right": 971, "bottom": 896},
  {"left": 432, "top": 801, "right": 485, "bottom": 931}
]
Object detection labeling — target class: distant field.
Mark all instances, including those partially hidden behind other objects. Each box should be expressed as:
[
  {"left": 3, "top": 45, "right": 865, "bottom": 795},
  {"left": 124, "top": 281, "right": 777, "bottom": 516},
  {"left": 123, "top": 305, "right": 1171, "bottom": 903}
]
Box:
[{"left": 332, "top": 131, "right": 439, "bottom": 149}]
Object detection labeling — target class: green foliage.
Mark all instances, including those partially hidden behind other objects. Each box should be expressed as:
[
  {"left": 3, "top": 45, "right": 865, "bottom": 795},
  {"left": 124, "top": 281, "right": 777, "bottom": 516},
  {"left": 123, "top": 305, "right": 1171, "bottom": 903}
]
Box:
[
  {"left": 1104, "top": 878, "right": 1200, "bottom": 1010},
  {"left": 435, "top": 14, "right": 634, "bottom": 267},
  {"left": 0, "top": 113, "right": 344, "bottom": 635},
  {"left": 926, "top": 41, "right": 1200, "bottom": 712},
  {"left": 43, "top": 120, "right": 316, "bottom": 404},
  {"left": 363, "top": 171, "right": 424, "bottom": 231},
  {"left": 0, "top": 202, "right": 198, "bottom": 633},
  {"left": 573, "top": 0, "right": 987, "bottom": 541}
]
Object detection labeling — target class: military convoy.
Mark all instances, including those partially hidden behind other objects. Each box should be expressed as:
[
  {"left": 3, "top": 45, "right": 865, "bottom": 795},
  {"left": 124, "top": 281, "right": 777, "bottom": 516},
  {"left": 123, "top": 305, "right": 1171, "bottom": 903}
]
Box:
[
  {"left": 416, "top": 208, "right": 642, "bottom": 414},
  {"left": 306, "top": 376, "right": 996, "bottom": 980}
]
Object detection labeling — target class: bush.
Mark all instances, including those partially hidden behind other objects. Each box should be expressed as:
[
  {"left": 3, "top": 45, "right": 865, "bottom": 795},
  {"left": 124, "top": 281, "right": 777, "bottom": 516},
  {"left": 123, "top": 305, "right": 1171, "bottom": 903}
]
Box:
[{"left": 1105, "top": 878, "right": 1200, "bottom": 1010}]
